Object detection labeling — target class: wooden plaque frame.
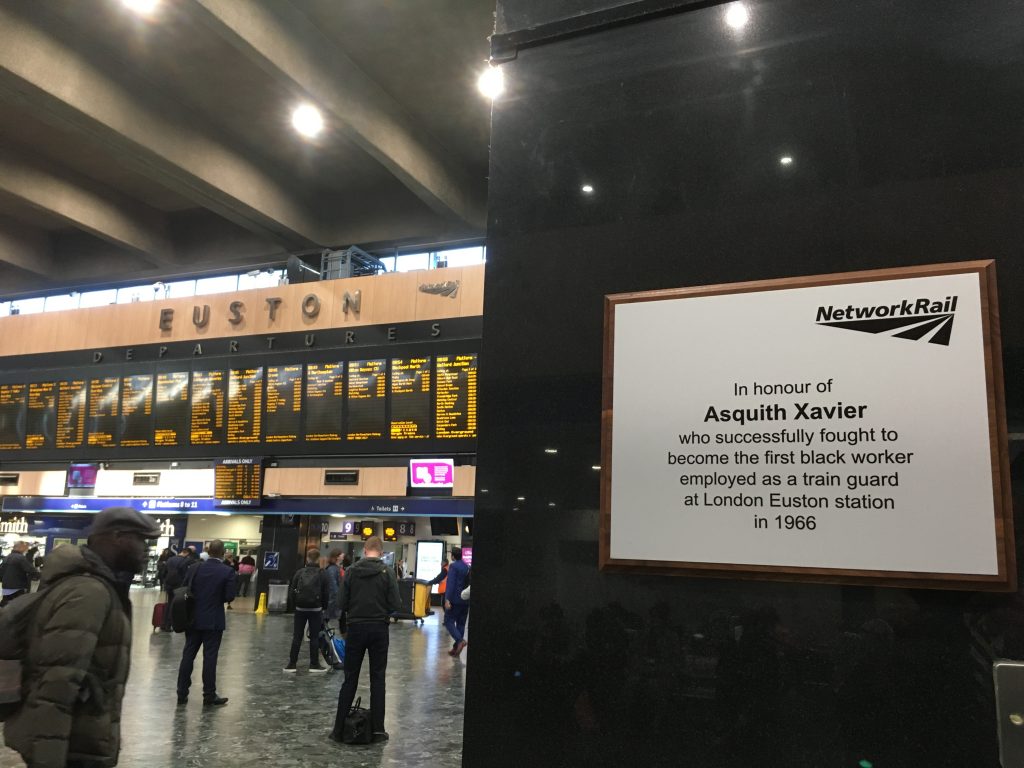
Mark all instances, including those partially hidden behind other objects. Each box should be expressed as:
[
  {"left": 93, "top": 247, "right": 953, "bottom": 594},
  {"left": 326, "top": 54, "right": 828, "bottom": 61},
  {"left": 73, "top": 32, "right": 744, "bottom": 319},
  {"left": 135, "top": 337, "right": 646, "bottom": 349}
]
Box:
[{"left": 599, "top": 260, "right": 1016, "bottom": 591}]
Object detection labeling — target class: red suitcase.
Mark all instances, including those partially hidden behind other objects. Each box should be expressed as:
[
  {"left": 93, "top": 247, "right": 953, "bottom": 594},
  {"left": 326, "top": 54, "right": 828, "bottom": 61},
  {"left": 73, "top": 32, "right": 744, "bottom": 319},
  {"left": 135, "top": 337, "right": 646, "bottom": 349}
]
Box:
[{"left": 151, "top": 601, "right": 166, "bottom": 631}]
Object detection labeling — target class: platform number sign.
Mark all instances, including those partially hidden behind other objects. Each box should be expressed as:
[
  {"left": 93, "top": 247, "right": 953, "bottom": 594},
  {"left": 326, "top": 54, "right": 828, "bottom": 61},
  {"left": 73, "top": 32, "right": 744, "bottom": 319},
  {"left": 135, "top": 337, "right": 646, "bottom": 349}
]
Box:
[
  {"left": 360, "top": 522, "right": 377, "bottom": 540},
  {"left": 340, "top": 521, "right": 357, "bottom": 536},
  {"left": 396, "top": 521, "right": 416, "bottom": 537}
]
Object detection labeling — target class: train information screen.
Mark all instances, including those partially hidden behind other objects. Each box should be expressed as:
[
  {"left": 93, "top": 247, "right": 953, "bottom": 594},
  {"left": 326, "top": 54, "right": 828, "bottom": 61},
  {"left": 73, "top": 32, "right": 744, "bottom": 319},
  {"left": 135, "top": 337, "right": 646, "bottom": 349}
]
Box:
[
  {"left": 25, "top": 382, "right": 56, "bottom": 450},
  {"left": 155, "top": 372, "right": 190, "bottom": 447},
  {"left": 0, "top": 384, "right": 25, "bottom": 450},
  {"left": 305, "top": 363, "right": 344, "bottom": 441},
  {"left": 56, "top": 380, "right": 87, "bottom": 449},
  {"left": 347, "top": 359, "right": 386, "bottom": 440},
  {"left": 0, "top": 346, "right": 477, "bottom": 457},
  {"left": 120, "top": 375, "right": 153, "bottom": 448},
  {"left": 191, "top": 370, "right": 226, "bottom": 446},
  {"left": 436, "top": 354, "right": 478, "bottom": 438},
  {"left": 214, "top": 457, "right": 263, "bottom": 506},
  {"left": 265, "top": 365, "right": 302, "bottom": 444},
  {"left": 87, "top": 377, "right": 120, "bottom": 448},
  {"left": 227, "top": 367, "right": 263, "bottom": 444},
  {"left": 391, "top": 357, "right": 431, "bottom": 440}
]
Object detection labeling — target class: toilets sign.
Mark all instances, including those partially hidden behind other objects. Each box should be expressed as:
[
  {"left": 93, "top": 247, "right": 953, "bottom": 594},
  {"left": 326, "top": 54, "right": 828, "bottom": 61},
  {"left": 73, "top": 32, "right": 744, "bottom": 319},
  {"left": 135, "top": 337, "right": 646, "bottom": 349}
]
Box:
[{"left": 601, "top": 261, "right": 1015, "bottom": 590}]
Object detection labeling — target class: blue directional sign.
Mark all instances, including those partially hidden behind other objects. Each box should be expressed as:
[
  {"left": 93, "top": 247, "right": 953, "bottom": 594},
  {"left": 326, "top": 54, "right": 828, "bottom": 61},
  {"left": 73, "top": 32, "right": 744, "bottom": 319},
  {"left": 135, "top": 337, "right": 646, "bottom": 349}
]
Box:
[{"left": 263, "top": 551, "right": 280, "bottom": 571}]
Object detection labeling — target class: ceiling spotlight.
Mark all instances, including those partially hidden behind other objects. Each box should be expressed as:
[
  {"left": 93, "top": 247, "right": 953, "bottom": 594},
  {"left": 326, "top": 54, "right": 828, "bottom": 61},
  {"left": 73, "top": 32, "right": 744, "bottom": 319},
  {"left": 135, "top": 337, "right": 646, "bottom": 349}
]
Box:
[
  {"left": 291, "top": 103, "right": 324, "bottom": 139},
  {"left": 477, "top": 65, "right": 505, "bottom": 100},
  {"left": 544, "top": 448, "right": 558, "bottom": 454},
  {"left": 516, "top": 496, "right": 525, "bottom": 501},
  {"left": 592, "top": 465, "right": 602, "bottom": 471},
  {"left": 123, "top": 0, "right": 159, "bottom": 15},
  {"left": 779, "top": 155, "right": 794, "bottom": 166},
  {"left": 581, "top": 184, "right": 595, "bottom": 194},
  {"left": 548, "top": 502, "right": 556, "bottom": 508},
  {"left": 724, "top": 2, "right": 750, "bottom": 29}
]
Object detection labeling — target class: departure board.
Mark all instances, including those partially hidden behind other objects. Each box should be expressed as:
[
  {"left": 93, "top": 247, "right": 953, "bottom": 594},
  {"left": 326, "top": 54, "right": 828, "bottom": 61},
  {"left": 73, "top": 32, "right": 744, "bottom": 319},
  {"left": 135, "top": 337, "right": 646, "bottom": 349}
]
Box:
[
  {"left": 436, "top": 354, "right": 478, "bottom": 438},
  {"left": 227, "top": 367, "right": 263, "bottom": 444},
  {"left": 56, "top": 379, "right": 87, "bottom": 449},
  {"left": 347, "top": 359, "right": 386, "bottom": 440},
  {"left": 265, "top": 365, "right": 302, "bottom": 443},
  {"left": 155, "top": 372, "right": 190, "bottom": 447},
  {"left": 25, "top": 382, "right": 56, "bottom": 450},
  {"left": 391, "top": 357, "right": 431, "bottom": 440},
  {"left": 214, "top": 457, "right": 263, "bottom": 506},
  {"left": 87, "top": 377, "right": 120, "bottom": 448},
  {"left": 0, "top": 384, "right": 25, "bottom": 450},
  {"left": 120, "top": 375, "right": 153, "bottom": 448},
  {"left": 191, "top": 370, "right": 226, "bottom": 445},
  {"left": 305, "top": 363, "right": 344, "bottom": 441}
]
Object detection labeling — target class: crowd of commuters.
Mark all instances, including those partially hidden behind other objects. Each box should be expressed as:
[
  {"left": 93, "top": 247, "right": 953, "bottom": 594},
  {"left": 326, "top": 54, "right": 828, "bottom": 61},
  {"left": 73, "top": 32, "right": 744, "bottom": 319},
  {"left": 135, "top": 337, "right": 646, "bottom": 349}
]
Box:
[{"left": 0, "top": 511, "right": 471, "bottom": 764}]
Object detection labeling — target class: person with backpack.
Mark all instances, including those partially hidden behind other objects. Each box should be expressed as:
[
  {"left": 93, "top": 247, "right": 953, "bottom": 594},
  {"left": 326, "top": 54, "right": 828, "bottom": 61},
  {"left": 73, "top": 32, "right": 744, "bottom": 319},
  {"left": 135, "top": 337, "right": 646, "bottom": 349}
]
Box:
[
  {"left": 324, "top": 549, "right": 344, "bottom": 631},
  {"left": 1, "top": 506, "right": 161, "bottom": 768},
  {"left": 237, "top": 551, "right": 256, "bottom": 598},
  {"left": 330, "top": 536, "right": 402, "bottom": 744},
  {"left": 284, "top": 548, "right": 330, "bottom": 672},
  {"left": 160, "top": 547, "right": 191, "bottom": 632},
  {"left": 0, "top": 541, "right": 39, "bottom": 607}
]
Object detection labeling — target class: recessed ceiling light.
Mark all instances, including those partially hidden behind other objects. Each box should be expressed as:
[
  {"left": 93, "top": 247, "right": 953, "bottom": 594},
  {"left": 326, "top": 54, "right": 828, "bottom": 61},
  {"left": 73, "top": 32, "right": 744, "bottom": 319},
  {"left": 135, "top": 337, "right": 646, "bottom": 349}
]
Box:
[
  {"left": 779, "top": 155, "right": 794, "bottom": 166},
  {"left": 477, "top": 66, "right": 505, "bottom": 100},
  {"left": 331, "top": 514, "right": 346, "bottom": 518},
  {"left": 214, "top": 512, "right": 231, "bottom": 517},
  {"left": 123, "top": 0, "right": 159, "bottom": 15},
  {"left": 516, "top": 496, "right": 525, "bottom": 501},
  {"left": 548, "top": 502, "right": 556, "bottom": 507},
  {"left": 724, "top": 2, "right": 750, "bottom": 29},
  {"left": 581, "top": 184, "right": 595, "bottom": 194},
  {"left": 291, "top": 103, "right": 324, "bottom": 139},
  {"left": 592, "top": 465, "right": 602, "bottom": 471},
  {"left": 544, "top": 448, "right": 558, "bottom": 454}
]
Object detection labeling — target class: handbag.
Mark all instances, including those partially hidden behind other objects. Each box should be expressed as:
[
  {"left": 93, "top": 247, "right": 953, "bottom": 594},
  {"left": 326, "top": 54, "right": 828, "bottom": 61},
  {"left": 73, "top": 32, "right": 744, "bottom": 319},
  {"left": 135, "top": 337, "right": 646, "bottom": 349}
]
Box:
[
  {"left": 342, "top": 696, "right": 372, "bottom": 744},
  {"left": 170, "top": 563, "right": 199, "bottom": 633}
]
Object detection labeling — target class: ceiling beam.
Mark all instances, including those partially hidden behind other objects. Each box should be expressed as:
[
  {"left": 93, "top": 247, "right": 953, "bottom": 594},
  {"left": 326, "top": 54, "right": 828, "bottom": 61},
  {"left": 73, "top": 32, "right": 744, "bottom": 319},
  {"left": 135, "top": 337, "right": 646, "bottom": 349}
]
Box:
[
  {"left": 0, "top": 146, "right": 175, "bottom": 263},
  {"left": 0, "top": 217, "right": 54, "bottom": 277},
  {"left": 0, "top": 4, "right": 325, "bottom": 250},
  {"left": 190, "top": 0, "right": 487, "bottom": 231}
]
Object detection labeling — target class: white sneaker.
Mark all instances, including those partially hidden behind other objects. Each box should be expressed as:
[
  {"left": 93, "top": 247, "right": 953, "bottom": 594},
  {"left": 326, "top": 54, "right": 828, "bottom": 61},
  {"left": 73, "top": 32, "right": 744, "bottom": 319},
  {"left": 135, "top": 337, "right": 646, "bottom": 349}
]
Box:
[
  {"left": 310, "top": 665, "right": 329, "bottom": 673},
  {"left": 283, "top": 665, "right": 297, "bottom": 673}
]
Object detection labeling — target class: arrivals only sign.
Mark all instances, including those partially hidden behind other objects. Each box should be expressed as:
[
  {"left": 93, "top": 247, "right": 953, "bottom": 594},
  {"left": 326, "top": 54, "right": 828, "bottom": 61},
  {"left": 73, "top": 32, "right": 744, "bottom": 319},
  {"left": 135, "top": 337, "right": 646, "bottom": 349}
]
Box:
[{"left": 600, "top": 261, "right": 1015, "bottom": 590}]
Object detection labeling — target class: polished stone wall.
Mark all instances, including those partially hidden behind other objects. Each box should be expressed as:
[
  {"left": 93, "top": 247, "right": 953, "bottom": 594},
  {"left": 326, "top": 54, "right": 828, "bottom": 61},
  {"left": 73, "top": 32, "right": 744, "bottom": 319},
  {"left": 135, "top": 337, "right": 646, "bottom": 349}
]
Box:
[{"left": 466, "top": 2, "right": 1024, "bottom": 766}]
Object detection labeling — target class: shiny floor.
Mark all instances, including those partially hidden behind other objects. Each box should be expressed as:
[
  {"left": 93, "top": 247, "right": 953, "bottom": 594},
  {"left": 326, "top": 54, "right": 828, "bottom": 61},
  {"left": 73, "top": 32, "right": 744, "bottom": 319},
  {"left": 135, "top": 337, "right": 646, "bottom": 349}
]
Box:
[{"left": 0, "top": 588, "right": 467, "bottom": 767}]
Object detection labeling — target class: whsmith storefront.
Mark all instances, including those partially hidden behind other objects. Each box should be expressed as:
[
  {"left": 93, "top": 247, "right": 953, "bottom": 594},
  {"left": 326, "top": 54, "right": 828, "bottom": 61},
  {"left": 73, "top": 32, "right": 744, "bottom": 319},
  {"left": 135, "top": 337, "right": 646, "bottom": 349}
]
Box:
[{"left": 0, "top": 265, "right": 481, "bottom": 592}]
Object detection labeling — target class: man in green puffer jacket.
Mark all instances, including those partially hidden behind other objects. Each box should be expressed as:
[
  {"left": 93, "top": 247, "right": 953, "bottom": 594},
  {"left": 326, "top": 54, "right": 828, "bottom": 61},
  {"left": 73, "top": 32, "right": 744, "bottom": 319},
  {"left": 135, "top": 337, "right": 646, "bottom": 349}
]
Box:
[{"left": 3, "top": 507, "right": 160, "bottom": 768}]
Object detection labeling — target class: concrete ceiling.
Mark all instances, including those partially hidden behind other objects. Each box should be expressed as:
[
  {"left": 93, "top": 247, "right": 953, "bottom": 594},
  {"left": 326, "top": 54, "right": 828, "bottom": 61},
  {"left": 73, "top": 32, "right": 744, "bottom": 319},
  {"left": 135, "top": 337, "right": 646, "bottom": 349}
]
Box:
[{"left": 0, "top": 0, "right": 494, "bottom": 296}]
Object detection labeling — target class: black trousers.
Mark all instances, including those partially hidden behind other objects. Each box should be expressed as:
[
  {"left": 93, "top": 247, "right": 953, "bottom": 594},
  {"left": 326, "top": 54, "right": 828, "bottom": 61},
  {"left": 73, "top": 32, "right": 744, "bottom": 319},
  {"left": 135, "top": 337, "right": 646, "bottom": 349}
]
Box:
[
  {"left": 177, "top": 629, "right": 223, "bottom": 699},
  {"left": 289, "top": 610, "right": 323, "bottom": 667},
  {"left": 333, "top": 621, "right": 390, "bottom": 734},
  {"left": 162, "top": 588, "right": 175, "bottom": 630}
]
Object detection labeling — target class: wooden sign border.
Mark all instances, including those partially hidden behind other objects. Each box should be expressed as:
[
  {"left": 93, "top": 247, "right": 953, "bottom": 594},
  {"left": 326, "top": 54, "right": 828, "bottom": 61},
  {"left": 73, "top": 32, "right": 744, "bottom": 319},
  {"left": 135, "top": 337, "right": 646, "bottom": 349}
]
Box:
[{"left": 599, "top": 260, "right": 1016, "bottom": 591}]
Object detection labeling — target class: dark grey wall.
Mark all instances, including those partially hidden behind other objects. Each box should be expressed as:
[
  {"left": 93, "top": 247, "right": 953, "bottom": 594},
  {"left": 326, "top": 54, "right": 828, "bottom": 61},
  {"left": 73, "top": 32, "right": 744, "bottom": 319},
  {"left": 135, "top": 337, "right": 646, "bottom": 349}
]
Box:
[{"left": 466, "top": 2, "right": 1024, "bottom": 766}]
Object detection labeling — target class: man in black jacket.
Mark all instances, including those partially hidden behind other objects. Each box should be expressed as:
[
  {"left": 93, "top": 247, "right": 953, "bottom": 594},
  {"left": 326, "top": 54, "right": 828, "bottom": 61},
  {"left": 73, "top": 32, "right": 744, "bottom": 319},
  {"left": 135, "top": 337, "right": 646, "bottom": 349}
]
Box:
[
  {"left": 284, "top": 548, "right": 330, "bottom": 672},
  {"left": 161, "top": 548, "right": 192, "bottom": 631},
  {"left": 330, "top": 536, "right": 401, "bottom": 744},
  {"left": 0, "top": 541, "right": 38, "bottom": 606}
]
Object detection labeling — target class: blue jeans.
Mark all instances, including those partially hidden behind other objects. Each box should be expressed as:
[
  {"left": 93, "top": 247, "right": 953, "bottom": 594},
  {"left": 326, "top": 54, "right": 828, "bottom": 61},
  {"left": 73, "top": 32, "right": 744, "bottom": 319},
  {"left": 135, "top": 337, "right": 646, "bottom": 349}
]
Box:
[{"left": 445, "top": 602, "right": 469, "bottom": 644}]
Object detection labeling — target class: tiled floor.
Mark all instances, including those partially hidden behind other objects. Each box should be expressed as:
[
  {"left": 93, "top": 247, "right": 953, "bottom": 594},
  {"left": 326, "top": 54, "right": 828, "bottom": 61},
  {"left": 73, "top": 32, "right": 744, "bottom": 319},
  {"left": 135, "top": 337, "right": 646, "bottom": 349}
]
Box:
[{"left": 0, "top": 588, "right": 466, "bottom": 767}]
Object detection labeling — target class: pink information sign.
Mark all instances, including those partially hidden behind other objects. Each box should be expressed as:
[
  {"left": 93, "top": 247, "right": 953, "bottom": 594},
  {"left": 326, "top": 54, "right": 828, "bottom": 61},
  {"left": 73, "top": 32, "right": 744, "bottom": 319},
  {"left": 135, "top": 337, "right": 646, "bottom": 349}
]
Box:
[{"left": 409, "top": 458, "right": 455, "bottom": 488}]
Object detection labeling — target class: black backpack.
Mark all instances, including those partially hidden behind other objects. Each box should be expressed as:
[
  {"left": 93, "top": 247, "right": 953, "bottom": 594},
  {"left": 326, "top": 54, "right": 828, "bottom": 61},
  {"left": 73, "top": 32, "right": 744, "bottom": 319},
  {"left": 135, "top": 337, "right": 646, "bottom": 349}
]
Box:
[{"left": 293, "top": 567, "right": 322, "bottom": 609}]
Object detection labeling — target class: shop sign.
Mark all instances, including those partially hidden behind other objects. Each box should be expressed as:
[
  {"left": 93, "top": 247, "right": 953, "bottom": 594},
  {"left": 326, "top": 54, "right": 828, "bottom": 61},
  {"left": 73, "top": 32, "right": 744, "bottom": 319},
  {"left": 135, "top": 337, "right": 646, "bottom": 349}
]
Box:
[{"left": 0, "top": 516, "right": 29, "bottom": 535}]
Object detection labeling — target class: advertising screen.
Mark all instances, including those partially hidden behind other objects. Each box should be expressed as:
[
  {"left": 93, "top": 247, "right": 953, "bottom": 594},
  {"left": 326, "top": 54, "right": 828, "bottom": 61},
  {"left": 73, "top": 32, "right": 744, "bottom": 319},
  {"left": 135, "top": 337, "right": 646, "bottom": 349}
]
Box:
[{"left": 415, "top": 540, "right": 445, "bottom": 594}]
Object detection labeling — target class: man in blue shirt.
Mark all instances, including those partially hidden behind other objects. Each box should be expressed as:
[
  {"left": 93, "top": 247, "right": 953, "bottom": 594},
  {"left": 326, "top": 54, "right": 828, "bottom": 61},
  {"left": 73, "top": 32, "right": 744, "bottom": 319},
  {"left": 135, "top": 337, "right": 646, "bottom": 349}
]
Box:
[
  {"left": 176, "top": 539, "right": 236, "bottom": 706},
  {"left": 443, "top": 547, "right": 470, "bottom": 657}
]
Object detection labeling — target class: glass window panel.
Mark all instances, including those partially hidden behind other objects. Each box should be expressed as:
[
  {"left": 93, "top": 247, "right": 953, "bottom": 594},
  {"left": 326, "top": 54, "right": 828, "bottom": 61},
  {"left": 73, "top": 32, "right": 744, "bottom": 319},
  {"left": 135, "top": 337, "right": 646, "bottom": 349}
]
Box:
[
  {"left": 116, "top": 286, "right": 153, "bottom": 304},
  {"left": 0, "top": 302, "right": 10, "bottom": 317},
  {"left": 238, "top": 271, "right": 282, "bottom": 291},
  {"left": 437, "top": 246, "right": 486, "bottom": 267},
  {"left": 10, "top": 297, "right": 45, "bottom": 315},
  {"left": 165, "top": 280, "right": 196, "bottom": 299},
  {"left": 44, "top": 293, "right": 80, "bottom": 312},
  {"left": 79, "top": 289, "right": 118, "bottom": 308},
  {"left": 395, "top": 253, "right": 429, "bottom": 272},
  {"left": 194, "top": 275, "right": 239, "bottom": 296},
  {"left": 378, "top": 256, "right": 396, "bottom": 272}
]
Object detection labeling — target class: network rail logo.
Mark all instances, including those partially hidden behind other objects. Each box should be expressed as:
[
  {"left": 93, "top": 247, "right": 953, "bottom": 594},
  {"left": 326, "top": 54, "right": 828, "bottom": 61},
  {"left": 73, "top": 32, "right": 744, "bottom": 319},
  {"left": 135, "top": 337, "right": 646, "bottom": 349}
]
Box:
[{"left": 815, "top": 296, "right": 958, "bottom": 346}]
